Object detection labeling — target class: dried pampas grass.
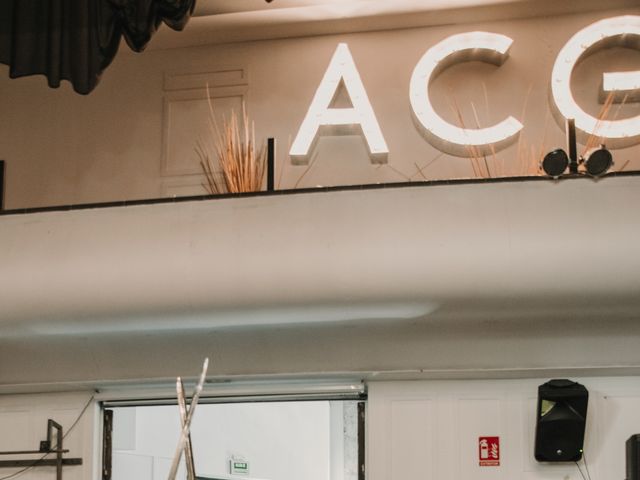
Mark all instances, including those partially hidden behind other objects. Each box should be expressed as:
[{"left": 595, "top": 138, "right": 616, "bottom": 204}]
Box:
[
  {"left": 196, "top": 94, "right": 266, "bottom": 194},
  {"left": 449, "top": 84, "right": 550, "bottom": 178},
  {"left": 582, "top": 91, "right": 628, "bottom": 157},
  {"left": 448, "top": 94, "right": 495, "bottom": 178}
]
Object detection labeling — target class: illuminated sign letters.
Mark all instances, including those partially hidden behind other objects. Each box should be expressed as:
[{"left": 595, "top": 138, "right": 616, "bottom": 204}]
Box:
[
  {"left": 410, "top": 32, "right": 523, "bottom": 157},
  {"left": 551, "top": 15, "right": 640, "bottom": 147},
  {"left": 289, "top": 43, "right": 389, "bottom": 164},
  {"left": 291, "top": 16, "right": 640, "bottom": 161}
]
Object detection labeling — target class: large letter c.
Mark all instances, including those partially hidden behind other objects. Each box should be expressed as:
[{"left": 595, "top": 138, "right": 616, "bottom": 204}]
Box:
[{"left": 410, "top": 32, "right": 523, "bottom": 157}]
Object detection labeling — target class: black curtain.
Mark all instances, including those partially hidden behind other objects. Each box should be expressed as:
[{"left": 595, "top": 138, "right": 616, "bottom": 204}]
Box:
[{"left": 0, "top": 0, "right": 196, "bottom": 94}]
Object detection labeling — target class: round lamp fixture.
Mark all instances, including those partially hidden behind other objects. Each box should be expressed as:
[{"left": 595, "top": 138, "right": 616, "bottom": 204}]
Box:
[
  {"left": 583, "top": 147, "right": 613, "bottom": 177},
  {"left": 541, "top": 149, "right": 569, "bottom": 178}
]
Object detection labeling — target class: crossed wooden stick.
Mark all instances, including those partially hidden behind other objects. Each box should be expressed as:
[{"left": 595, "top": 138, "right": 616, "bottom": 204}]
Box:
[{"left": 167, "top": 358, "right": 209, "bottom": 480}]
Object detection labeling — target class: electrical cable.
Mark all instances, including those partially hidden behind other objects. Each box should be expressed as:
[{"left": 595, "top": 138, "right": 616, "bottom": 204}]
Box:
[
  {"left": 582, "top": 449, "right": 594, "bottom": 480},
  {"left": 0, "top": 395, "right": 95, "bottom": 480},
  {"left": 0, "top": 452, "right": 49, "bottom": 480},
  {"left": 575, "top": 460, "right": 588, "bottom": 480}
]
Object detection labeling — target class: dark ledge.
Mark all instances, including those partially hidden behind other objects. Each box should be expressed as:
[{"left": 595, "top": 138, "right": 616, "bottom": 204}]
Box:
[{"left": 1, "top": 170, "right": 639, "bottom": 217}]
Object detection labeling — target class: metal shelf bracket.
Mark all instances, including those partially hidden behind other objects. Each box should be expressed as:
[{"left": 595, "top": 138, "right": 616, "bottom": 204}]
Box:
[{"left": 0, "top": 419, "right": 83, "bottom": 480}]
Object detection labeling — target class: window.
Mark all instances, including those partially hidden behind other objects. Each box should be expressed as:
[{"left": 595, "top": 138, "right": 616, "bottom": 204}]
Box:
[{"left": 104, "top": 397, "right": 364, "bottom": 480}]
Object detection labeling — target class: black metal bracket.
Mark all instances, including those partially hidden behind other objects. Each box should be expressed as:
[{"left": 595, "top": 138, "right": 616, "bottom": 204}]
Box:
[
  {"left": 102, "top": 410, "right": 113, "bottom": 480},
  {"left": 566, "top": 118, "right": 579, "bottom": 174},
  {"left": 0, "top": 419, "right": 83, "bottom": 480}
]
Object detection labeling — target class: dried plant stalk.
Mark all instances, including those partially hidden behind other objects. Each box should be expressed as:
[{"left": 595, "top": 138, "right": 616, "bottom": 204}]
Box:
[
  {"left": 448, "top": 92, "right": 502, "bottom": 179},
  {"left": 515, "top": 138, "right": 546, "bottom": 176},
  {"left": 582, "top": 91, "right": 629, "bottom": 158},
  {"left": 197, "top": 94, "right": 266, "bottom": 194},
  {"left": 449, "top": 84, "right": 548, "bottom": 178},
  {"left": 512, "top": 83, "right": 543, "bottom": 177},
  {"left": 448, "top": 95, "right": 484, "bottom": 178},
  {"left": 582, "top": 91, "right": 615, "bottom": 156},
  {"left": 618, "top": 159, "right": 631, "bottom": 172}
]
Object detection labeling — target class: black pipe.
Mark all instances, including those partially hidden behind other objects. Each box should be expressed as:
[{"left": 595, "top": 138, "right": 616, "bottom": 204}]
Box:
[
  {"left": 0, "top": 160, "right": 4, "bottom": 210},
  {"left": 566, "top": 118, "right": 578, "bottom": 174},
  {"left": 267, "top": 138, "right": 275, "bottom": 192}
]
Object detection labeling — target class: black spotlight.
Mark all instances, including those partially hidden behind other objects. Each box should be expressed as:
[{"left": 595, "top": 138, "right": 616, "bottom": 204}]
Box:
[
  {"left": 583, "top": 146, "right": 613, "bottom": 177},
  {"left": 541, "top": 149, "right": 569, "bottom": 178},
  {"left": 534, "top": 379, "right": 588, "bottom": 462}
]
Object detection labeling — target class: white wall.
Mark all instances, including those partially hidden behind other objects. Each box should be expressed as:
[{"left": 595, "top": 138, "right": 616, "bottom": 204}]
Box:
[
  {"left": 0, "top": 393, "right": 97, "bottom": 480},
  {"left": 368, "top": 377, "right": 640, "bottom": 480},
  {"left": 1, "top": 377, "right": 639, "bottom": 480},
  {"left": 0, "top": 8, "right": 638, "bottom": 208},
  {"left": 112, "top": 402, "right": 333, "bottom": 480}
]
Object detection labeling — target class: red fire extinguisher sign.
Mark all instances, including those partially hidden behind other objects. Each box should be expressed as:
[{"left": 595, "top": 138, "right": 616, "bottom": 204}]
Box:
[{"left": 478, "top": 436, "right": 500, "bottom": 466}]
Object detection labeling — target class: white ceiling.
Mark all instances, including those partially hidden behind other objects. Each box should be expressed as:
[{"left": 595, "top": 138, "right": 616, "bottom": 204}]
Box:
[
  {"left": 194, "top": 0, "right": 354, "bottom": 16},
  {"left": 193, "top": 0, "right": 516, "bottom": 17},
  {"left": 149, "top": 0, "right": 640, "bottom": 49}
]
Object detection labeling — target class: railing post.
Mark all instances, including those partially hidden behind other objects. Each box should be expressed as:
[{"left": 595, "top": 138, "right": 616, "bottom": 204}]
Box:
[{"left": 267, "top": 138, "right": 276, "bottom": 192}]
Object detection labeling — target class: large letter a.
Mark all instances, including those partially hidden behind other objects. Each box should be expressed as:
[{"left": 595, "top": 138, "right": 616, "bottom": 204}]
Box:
[{"left": 290, "top": 43, "right": 389, "bottom": 164}]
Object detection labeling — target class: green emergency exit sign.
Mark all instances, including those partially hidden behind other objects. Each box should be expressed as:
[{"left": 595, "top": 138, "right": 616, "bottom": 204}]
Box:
[{"left": 230, "top": 459, "right": 249, "bottom": 475}]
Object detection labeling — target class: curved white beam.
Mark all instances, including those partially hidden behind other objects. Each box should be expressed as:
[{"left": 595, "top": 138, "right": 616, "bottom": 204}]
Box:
[{"left": 1, "top": 177, "right": 640, "bottom": 336}]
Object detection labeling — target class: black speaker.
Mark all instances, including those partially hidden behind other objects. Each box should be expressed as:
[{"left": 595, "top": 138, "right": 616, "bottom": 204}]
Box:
[
  {"left": 627, "top": 434, "right": 640, "bottom": 480},
  {"left": 534, "top": 379, "right": 588, "bottom": 462}
]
